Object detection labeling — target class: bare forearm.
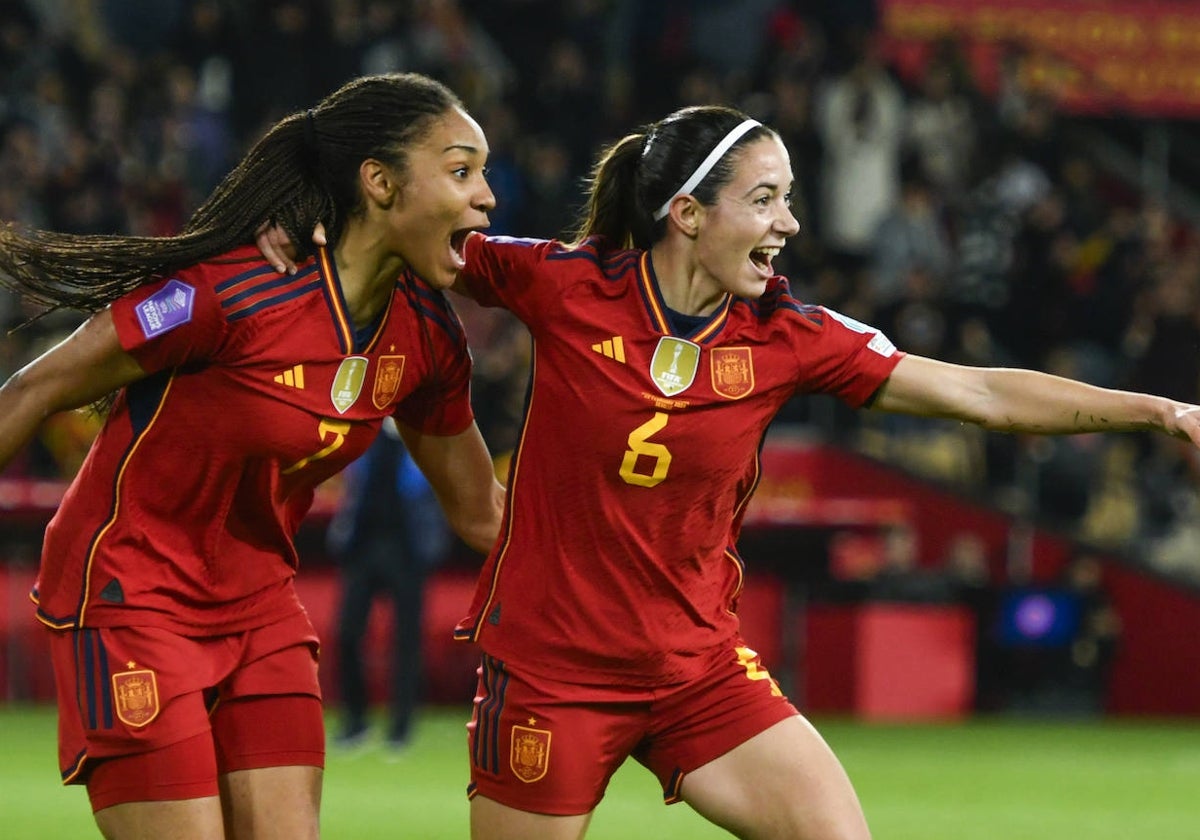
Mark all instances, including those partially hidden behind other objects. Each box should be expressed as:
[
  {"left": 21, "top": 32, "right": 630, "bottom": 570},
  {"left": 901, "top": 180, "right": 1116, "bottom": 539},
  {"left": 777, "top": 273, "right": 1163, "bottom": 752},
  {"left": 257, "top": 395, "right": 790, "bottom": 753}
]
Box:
[
  {"left": 0, "top": 371, "right": 56, "bottom": 472},
  {"left": 875, "top": 355, "right": 1192, "bottom": 441},
  {"left": 445, "top": 479, "right": 505, "bottom": 554},
  {"left": 973, "top": 368, "right": 1172, "bottom": 435},
  {"left": 399, "top": 421, "right": 504, "bottom": 554},
  {"left": 0, "top": 311, "right": 145, "bottom": 473}
]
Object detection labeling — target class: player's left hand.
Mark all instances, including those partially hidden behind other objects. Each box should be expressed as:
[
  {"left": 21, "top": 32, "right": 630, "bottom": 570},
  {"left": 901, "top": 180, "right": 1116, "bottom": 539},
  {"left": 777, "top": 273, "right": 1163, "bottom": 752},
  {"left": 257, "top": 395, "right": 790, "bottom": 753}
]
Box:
[{"left": 255, "top": 222, "right": 328, "bottom": 274}]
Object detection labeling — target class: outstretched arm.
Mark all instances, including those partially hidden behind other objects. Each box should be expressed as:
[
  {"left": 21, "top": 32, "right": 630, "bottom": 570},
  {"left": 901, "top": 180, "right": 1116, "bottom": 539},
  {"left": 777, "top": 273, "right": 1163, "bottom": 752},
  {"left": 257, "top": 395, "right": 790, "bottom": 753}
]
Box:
[
  {"left": 395, "top": 419, "right": 505, "bottom": 554},
  {"left": 0, "top": 311, "right": 146, "bottom": 471},
  {"left": 873, "top": 354, "right": 1200, "bottom": 444}
]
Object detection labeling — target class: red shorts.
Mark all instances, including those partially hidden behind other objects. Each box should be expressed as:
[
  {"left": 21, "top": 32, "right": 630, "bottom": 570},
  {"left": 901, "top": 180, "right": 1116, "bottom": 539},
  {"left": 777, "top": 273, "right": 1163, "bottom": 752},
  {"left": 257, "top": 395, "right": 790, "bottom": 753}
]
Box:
[
  {"left": 466, "top": 642, "right": 798, "bottom": 815},
  {"left": 49, "top": 610, "right": 324, "bottom": 809}
]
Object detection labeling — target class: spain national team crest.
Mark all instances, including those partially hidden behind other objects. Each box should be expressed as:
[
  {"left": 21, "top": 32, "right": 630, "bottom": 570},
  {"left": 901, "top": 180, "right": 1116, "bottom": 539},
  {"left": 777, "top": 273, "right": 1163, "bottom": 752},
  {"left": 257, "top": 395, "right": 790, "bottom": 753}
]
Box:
[
  {"left": 710, "top": 347, "right": 755, "bottom": 399},
  {"left": 372, "top": 355, "right": 406, "bottom": 409},
  {"left": 649, "top": 336, "right": 700, "bottom": 397},
  {"left": 510, "top": 724, "right": 551, "bottom": 783},
  {"left": 331, "top": 356, "right": 369, "bottom": 414},
  {"left": 112, "top": 668, "right": 160, "bottom": 728}
]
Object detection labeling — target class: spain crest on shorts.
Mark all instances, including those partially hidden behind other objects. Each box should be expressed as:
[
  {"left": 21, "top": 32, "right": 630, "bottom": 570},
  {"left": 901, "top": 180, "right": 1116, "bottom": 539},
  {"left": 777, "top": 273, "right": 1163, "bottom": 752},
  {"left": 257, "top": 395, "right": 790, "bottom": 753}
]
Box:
[
  {"left": 372, "top": 355, "right": 406, "bottom": 409},
  {"left": 710, "top": 347, "right": 755, "bottom": 399},
  {"left": 112, "top": 668, "right": 160, "bottom": 728},
  {"left": 510, "top": 724, "right": 551, "bottom": 783}
]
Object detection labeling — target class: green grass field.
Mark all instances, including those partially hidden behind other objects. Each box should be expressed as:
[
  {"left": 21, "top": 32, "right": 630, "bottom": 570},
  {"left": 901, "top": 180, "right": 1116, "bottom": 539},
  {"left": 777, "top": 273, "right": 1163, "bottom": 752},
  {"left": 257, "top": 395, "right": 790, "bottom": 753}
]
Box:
[{"left": 1, "top": 705, "right": 1197, "bottom": 839}]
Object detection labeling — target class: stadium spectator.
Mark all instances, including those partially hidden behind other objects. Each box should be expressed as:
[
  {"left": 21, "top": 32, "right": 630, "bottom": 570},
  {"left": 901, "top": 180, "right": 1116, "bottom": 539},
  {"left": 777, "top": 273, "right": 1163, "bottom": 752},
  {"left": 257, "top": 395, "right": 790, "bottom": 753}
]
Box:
[
  {"left": 0, "top": 73, "right": 503, "bottom": 838},
  {"left": 815, "top": 42, "right": 904, "bottom": 268}
]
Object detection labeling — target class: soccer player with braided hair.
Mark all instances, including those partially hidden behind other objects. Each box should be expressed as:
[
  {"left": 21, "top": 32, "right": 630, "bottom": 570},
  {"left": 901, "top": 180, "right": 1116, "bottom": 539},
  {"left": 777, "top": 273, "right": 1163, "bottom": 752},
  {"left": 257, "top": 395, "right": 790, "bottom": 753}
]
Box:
[{"left": 0, "top": 72, "right": 504, "bottom": 839}]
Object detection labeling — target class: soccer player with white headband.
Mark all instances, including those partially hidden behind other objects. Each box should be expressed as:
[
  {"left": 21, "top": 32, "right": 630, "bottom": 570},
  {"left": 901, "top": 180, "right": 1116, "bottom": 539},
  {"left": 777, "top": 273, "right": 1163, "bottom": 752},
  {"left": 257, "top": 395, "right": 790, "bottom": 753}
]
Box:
[{"left": 260, "top": 102, "right": 1200, "bottom": 840}]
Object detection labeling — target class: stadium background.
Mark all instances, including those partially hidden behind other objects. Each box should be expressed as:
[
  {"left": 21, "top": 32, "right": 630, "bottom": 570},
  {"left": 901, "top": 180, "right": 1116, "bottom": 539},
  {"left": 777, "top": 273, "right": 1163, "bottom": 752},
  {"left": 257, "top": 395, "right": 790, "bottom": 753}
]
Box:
[{"left": 1, "top": 1, "right": 1199, "bottom": 836}]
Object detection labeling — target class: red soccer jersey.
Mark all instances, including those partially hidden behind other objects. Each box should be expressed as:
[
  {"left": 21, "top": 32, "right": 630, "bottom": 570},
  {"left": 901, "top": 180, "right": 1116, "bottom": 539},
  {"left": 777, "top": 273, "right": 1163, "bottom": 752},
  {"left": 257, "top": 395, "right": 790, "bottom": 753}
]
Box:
[
  {"left": 34, "top": 245, "right": 473, "bottom": 635},
  {"left": 454, "top": 234, "right": 904, "bottom": 686}
]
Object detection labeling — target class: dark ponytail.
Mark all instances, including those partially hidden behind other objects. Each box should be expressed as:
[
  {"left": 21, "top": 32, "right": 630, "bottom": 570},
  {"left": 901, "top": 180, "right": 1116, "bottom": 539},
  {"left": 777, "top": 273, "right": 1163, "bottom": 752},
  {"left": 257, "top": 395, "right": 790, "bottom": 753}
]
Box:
[
  {"left": 570, "top": 105, "right": 773, "bottom": 252},
  {"left": 568, "top": 133, "right": 647, "bottom": 249}
]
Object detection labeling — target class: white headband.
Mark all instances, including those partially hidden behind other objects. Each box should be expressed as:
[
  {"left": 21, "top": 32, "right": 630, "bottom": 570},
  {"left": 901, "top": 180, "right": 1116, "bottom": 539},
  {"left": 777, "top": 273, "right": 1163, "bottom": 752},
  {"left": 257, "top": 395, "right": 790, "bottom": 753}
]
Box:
[{"left": 651, "top": 119, "right": 762, "bottom": 221}]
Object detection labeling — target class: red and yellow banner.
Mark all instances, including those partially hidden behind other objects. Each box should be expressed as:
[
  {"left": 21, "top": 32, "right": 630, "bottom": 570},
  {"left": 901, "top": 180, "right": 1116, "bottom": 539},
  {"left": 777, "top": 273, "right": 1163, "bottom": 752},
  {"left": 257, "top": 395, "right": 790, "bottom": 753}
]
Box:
[{"left": 882, "top": 0, "right": 1200, "bottom": 116}]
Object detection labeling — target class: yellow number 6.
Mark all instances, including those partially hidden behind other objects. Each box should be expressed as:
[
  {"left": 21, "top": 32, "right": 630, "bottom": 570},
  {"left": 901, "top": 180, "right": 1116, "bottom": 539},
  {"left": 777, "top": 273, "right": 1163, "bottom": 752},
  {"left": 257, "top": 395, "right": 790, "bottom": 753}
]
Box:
[{"left": 620, "top": 412, "right": 672, "bottom": 487}]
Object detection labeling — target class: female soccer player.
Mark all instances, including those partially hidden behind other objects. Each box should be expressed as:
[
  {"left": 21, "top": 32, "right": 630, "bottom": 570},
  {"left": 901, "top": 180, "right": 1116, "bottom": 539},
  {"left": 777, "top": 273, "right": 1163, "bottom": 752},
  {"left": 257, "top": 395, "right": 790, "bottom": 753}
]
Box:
[
  {"left": 0, "top": 73, "right": 504, "bottom": 839},
  {"left": 263, "top": 105, "right": 1200, "bottom": 840}
]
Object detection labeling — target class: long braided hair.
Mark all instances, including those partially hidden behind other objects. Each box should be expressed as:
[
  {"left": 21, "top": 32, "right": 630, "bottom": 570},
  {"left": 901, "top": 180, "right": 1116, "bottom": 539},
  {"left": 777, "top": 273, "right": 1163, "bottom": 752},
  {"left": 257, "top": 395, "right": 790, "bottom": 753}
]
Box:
[{"left": 0, "top": 73, "right": 461, "bottom": 316}]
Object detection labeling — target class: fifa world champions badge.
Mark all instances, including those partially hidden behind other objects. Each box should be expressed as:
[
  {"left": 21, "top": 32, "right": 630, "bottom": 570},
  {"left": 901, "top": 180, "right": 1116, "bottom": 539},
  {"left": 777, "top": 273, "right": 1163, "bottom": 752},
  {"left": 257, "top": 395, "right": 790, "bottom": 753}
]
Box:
[
  {"left": 510, "top": 724, "right": 551, "bottom": 783},
  {"left": 649, "top": 336, "right": 701, "bottom": 397},
  {"left": 112, "top": 667, "right": 161, "bottom": 728},
  {"left": 331, "top": 355, "right": 369, "bottom": 414}
]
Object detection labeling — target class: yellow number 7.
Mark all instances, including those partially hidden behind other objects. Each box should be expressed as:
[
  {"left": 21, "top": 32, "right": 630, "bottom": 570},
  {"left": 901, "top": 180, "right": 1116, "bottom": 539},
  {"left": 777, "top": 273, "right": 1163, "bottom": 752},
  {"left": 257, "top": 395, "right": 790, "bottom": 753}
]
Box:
[
  {"left": 282, "top": 418, "right": 353, "bottom": 475},
  {"left": 619, "top": 412, "right": 672, "bottom": 487}
]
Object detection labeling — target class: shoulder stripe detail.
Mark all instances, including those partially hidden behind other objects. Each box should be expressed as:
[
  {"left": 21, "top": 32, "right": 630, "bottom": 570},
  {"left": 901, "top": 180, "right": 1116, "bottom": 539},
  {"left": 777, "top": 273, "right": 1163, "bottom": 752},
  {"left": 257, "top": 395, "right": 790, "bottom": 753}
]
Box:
[
  {"left": 213, "top": 263, "right": 279, "bottom": 294},
  {"left": 219, "top": 265, "right": 319, "bottom": 310},
  {"left": 545, "top": 248, "right": 598, "bottom": 264},
  {"left": 409, "top": 283, "right": 466, "bottom": 345},
  {"left": 225, "top": 279, "right": 323, "bottom": 322},
  {"left": 414, "top": 302, "right": 464, "bottom": 345},
  {"left": 779, "top": 298, "right": 825, "bottom": 326},
  {"left": 603, "top": 250, "right": 640, "bottom": 274}
]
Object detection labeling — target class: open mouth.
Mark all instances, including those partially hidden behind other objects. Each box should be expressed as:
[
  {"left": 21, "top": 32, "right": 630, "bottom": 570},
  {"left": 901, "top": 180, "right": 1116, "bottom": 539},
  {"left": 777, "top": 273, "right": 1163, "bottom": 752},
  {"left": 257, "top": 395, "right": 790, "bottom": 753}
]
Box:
[
  {"left": 749, "top": 246, "right": 781, "bottom": 275},
  {"left": 449, "top": 228, "right": 474, "bottom": 268}
]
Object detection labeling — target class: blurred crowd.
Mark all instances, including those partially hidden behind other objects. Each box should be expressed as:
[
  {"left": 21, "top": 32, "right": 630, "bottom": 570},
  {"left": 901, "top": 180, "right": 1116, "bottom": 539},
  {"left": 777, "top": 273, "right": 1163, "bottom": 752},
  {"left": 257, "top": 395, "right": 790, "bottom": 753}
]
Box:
[{"left": 2, "top": 0, "right": 1200, "bottom": 585}]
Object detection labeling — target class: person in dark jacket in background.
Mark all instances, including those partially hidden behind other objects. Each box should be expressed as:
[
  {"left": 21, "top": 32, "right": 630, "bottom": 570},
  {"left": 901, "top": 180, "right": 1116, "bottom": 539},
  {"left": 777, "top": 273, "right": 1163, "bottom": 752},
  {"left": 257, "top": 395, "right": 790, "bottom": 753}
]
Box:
[{"left": 328, "top": 417, "right": 450, "bottom": 749}]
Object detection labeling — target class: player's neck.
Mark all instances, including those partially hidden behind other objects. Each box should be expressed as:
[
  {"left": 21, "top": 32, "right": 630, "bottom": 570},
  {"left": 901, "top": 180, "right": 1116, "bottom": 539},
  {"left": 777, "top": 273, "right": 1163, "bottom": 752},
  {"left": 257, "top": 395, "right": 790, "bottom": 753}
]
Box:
[
  {"left": 648, "top": 244, "right": 725, "bottom": 317},
  {"left": 332, "top": 235, "right": 404, "bottom": 329}
]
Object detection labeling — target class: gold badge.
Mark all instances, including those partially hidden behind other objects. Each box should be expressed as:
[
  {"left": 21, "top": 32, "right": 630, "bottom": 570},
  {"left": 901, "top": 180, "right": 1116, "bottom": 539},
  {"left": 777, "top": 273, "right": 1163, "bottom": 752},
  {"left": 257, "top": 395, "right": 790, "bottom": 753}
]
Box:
[
  {"left": 710, "top": 347, "right": 755, "bottom": 399},
  {"left": 331, "top": 356, "right": 368, "bottom": 414},
  {"left": 372, "top": 355, "right": 406, "bottom": 409},
  {"left": 649, "top": 337, "right": 700, "bottom": 397},
  {"left": 510, "top": 724, "right": 551, "bottom": 783},
  {"left": 112, "top": 668, "right": 160, "bottom": 728}
]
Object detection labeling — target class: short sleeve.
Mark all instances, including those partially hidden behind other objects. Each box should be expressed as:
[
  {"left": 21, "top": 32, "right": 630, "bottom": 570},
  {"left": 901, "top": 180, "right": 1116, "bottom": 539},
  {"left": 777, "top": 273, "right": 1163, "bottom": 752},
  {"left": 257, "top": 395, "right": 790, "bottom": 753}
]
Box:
[
  {"left": 459, "top": 233, "right": 567, "bottom": 322},
  {"left": 110, "top": 271, "right": 228, "bottom": 372},
  {"left": 392, "top": 292, "right": 475, "bottom": 436},
  {"left": 789, "top": 305, "right": 905, "bottom": 407}
]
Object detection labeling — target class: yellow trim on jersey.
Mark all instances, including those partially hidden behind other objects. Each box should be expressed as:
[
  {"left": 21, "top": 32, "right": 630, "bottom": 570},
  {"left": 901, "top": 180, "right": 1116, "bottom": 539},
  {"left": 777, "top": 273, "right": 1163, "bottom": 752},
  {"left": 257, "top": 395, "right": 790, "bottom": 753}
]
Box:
[
  {"left": 470, "top": 349, "right": 536, "bottom": 641},
  {"left": 318, "top": 247, "right": 355, "bottom": 352},
  {"left": 637, "top": 251, "right": 733, "bottom": 340},
  {"left": 638, "top": 252, "right": 671, "bottom": 334},
  {"left": 76, "top": 372, "right": 177, "bottom": 627},
  {"left": 731, "top": 452, "right": 761, "bottom": 524},
  {"left": 722, "top": 549, "right": 745, "bottom": 617},
  {"left": 690, "top": 295, "right": 732, "bottom": 342}
]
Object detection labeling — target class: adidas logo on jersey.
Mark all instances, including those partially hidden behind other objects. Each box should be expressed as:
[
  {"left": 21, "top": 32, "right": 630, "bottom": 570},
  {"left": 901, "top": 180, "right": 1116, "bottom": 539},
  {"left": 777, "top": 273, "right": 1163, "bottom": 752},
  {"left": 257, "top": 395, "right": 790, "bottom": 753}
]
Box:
[
  {"left": 274, "top": 365, "right": 306, "bottom": 388},
  {"left": 591, "top": 336, "right": 626, "bottom": 363}
]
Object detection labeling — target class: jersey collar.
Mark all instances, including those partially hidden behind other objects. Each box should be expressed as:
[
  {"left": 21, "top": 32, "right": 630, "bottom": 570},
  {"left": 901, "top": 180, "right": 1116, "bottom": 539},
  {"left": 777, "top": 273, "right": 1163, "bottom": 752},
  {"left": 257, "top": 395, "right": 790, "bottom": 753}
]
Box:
[
  {"left": 635, "top": 250, "right": 732, "bottom": 343},
  {"left": 316, "top": 245, "right": 395, "bottom": 354}
]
